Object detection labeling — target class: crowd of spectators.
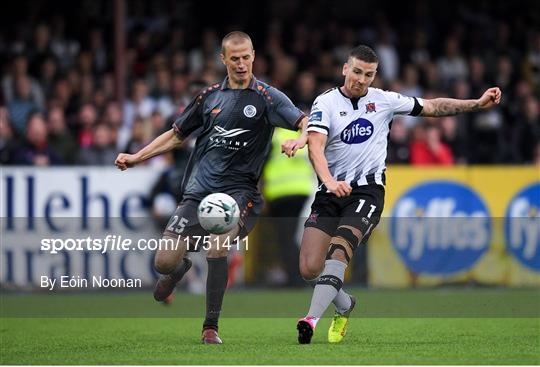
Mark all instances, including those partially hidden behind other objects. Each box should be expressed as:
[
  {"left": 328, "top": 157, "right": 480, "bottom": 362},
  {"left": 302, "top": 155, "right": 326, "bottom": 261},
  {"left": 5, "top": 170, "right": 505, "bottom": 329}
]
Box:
[{"left": 1, "top": 0, "right": 539, "bottom": 166}]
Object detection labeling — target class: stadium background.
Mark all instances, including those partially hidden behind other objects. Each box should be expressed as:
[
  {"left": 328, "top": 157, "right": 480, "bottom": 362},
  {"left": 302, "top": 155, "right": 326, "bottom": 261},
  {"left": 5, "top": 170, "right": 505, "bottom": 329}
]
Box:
[{"left": 0, "top": 0, "right": 539, "bottom": 291}]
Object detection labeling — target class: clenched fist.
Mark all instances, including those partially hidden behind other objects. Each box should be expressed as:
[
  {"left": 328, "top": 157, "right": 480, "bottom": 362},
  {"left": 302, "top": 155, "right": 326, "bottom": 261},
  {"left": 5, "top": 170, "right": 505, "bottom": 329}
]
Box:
[{"left": 115, "top": 153, "right": 140, "bottom": 171}]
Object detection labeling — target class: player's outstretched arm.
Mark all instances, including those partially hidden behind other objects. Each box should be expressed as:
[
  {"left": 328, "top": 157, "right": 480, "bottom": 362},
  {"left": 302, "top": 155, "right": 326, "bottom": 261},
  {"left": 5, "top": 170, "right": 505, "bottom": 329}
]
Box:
[
  {"left": 421, "top": 87, "right": 502, "bottom": 117},
  {"left": 115, "top": 128, "right": 183, "bottom": 171},
  {"left": 282, "top": 117, "right": 309, "bottom": 157},
  {"left": 308, "top": 132, "right": 352, "bottom": 198}
]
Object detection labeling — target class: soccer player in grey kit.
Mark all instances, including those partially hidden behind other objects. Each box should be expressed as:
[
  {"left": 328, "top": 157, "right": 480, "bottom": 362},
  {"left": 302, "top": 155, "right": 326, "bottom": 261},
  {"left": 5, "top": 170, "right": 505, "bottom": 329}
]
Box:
[{"left": 115, "top": 31, "right": 308, "bottom": 344}]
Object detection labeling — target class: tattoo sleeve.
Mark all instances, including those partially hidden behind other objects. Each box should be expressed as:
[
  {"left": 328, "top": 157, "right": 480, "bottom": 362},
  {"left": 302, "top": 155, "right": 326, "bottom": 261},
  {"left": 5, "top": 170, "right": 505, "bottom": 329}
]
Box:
[{"left": 423, "top": 98, "right": 480, "bottom": 117}]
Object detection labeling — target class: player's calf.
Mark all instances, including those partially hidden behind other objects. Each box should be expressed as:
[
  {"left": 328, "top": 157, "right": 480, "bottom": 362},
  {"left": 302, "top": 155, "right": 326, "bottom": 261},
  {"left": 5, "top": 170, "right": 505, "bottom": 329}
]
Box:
[
  {"left": 154, "top": 235, "right": 188, "bottom": 274},
  {"left": 153, "top": 257, "right": 192, "bottom": 302}
]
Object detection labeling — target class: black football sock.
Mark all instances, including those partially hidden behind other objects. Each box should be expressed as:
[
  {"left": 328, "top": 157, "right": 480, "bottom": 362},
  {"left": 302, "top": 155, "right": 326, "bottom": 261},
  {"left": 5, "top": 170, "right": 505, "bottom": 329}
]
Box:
[{"left": 203, "top": 257, "right": 228, "bottom": 330}]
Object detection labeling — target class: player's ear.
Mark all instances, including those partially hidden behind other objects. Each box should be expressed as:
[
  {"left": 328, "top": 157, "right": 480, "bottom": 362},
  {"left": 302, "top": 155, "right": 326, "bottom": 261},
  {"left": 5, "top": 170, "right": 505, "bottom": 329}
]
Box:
[
  {"left": 342, "top": 63, "right": 348, "bottom": 77},
  {"left": 220, "top": 52, "right": 226, "bottom": 65}
]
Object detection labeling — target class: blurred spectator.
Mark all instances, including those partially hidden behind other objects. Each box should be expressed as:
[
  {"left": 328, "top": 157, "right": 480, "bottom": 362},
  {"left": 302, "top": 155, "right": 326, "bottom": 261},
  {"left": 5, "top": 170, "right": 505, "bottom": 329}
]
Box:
[
  {"left": 188, "top": 29, "right": 223, "bottom": 75},
  {"left": 169, "top": 72, "right": 191, "bottom": 112},
  {"left": 14, "top": 113, "right": 62, "bottom": 165},
  {"left": 375, "top": 25, "right": 399, "bottom": 83},
  {"left": 77, "top": 123, "right": 117, "bottom": 165},
  {"left": 104, "top": 101, "right": 123, "bottom": 130},
  {"left": 2, "top": 54, "right": 45, "bottom": 107},
  {"left": 121, "top": 79, "right": 155, "bottom": 148},
  {"left": 47, "top": 106, "right": 79, "bottom": 164},
  {"left": 468, "top": 56, "right": 488, "bottom": 97},
  {"left": 28, "top": 24, "right": 53, "bottom": 76},
  {"left": 387, "top": 117, "right": 410, "bottom": 164},
  {"left": 7, "top": 75, "right": 42, "bottom": 134},
  {"left": 437, "top": 36, "right": 468, "bottom": 87},
  {"left": 150, "top": 68, "right": 175, "bottom": 118},
  {"left": 39, "top": 55, "right": 58, "bottom": 100},
  {"left": 495, "top": 55, "right": 515, "bottom": 92},
  {"left": 409, "top": 29, "right": 431, "bottom": 68},
  {"left": 410, "top": 123, "right": 454, "bottom": 165},
  {"left": 470, "top": 108, "right": 504, "bottom": 164},
  {"left": 524, "top": 31, "right": 540, "bottom": 93},
  {"left": 294, "top": 71, "right": 318, "bottom": 113},
  {"left": 124, "top": 116, "right": 146, "bottom": 154},
  {"left": 0, "top": 108, "right": 19, "bottom": 164},
  {"left": 509, "top": 96, "right": 540, "bottom": 163},
  {"left": 49, "top": 15, "right": 80, "bottom": 70},
  {"left": 149, "top": 109, "right": 166, "bottom": 137},
  {"left": 439, "top": 116, "right": 467, "bottom": 164},
  {"left": 77, "top": 103, "right": 98, "bottom": 148},
  {"left": 88, "top": 28, "right": 108, "bottom": 75}
]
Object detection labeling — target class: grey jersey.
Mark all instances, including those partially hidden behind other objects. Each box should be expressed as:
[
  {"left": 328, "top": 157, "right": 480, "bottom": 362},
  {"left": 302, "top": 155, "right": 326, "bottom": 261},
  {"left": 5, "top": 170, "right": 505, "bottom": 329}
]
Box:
[{"left": 173, "top": 77, "right": 305, "bottom": 200}]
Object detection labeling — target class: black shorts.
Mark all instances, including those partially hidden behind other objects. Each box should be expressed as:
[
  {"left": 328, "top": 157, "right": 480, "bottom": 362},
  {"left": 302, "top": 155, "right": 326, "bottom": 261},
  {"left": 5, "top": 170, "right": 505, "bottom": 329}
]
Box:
[
  {"left": 163, "top": 192, "right": 263, "bottom": 251},
  {"left": 304, "top": 184, "right": 385, "bottom": 244}
]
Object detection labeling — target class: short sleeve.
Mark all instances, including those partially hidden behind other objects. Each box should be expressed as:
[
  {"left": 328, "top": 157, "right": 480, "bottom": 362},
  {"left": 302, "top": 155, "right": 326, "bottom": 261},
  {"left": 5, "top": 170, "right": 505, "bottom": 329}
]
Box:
[
  {"left": 266, "top": 87, "right": 305, "bottom": 130},
  {"left": 172, "top": 95, "right": 204, "bottom": 139},
  {"left": 306, "top": 96, "right": 330, "bottom": 135},
  {"left": 385, "top": 91, "right": 423, "bottom": 116}
]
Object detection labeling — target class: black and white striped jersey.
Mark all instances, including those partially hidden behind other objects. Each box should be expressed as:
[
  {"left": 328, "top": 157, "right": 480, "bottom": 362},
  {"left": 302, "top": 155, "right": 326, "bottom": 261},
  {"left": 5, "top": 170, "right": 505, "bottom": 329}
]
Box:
[{"left": 306, "top": 87, "right": 423, "bottom": 189}]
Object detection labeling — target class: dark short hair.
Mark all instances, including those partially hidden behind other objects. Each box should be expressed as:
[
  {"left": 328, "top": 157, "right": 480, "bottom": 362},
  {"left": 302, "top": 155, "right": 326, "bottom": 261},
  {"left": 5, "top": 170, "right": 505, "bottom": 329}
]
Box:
[
  {"left": 348, "top": 45, "right": 378, "bottom": 64},
  {"left": 221, "top": 31, "right": 253, "bottom": 54}
]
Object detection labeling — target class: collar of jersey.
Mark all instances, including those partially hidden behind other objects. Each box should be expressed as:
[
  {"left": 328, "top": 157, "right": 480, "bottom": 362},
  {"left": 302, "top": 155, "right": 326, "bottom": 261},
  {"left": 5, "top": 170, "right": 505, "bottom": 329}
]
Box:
[
  {"left": 338, "top": 86, "right": 368, "bottom": 104},
  {"left": 220, "top": 76, "right": 258, "bottom": 91}
]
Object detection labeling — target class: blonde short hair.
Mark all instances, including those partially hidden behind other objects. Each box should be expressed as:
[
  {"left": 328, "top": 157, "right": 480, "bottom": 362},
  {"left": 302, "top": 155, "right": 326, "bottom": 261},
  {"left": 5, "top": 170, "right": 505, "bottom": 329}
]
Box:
[{"left": 221, "top": 31, "right": 253, "bottom": 55}]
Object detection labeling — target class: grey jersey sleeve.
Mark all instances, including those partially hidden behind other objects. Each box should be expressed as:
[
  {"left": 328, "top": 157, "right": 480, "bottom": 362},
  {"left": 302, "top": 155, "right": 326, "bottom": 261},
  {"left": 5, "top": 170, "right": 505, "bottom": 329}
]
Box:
[
  {"left": 172, "top": 94, "right": 204, "bottom": 139},
  {"left": 265, "top": 87, "right": 305, "bottom": 130}
]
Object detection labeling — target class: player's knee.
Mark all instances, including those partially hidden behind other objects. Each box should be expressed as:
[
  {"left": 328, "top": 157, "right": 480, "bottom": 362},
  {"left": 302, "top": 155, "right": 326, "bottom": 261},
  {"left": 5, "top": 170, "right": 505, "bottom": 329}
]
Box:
[
  {"left": 328, "top": 248, "right": 349, "bottom": 265},
  {"left": 300, "top": 258, "right": 323, "bottom": 280}
]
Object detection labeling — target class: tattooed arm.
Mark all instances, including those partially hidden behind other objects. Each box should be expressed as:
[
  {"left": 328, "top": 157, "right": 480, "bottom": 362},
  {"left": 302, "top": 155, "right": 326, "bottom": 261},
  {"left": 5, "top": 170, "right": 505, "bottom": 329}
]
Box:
[{"left": 421, "top": 87, "right": 502, "bottom": 117}]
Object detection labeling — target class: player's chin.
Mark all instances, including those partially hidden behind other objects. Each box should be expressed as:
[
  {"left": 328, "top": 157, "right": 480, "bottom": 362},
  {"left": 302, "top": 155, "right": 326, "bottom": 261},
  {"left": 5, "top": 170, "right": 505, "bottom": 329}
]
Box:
[{"left": 235, "top": 72, "right": 248, "bottom": 79}]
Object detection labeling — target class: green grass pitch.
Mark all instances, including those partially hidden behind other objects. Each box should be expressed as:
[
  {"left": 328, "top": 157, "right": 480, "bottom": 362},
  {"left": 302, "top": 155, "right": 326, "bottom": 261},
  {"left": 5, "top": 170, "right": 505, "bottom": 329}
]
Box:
[{"left": 1, "top": 289, "right": 539, "bottom": 365}]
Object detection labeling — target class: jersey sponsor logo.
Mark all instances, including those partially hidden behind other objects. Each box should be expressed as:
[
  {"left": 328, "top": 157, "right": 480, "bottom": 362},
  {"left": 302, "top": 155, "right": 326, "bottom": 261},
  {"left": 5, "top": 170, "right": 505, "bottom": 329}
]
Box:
[
  {"left": 390, "top": 181, "right": 491, "bottom": 275},
  {"left": 209, "top": 126, "right": 250, "bottom": 150},
  {"left": 213, "top": 126, "right": 250, "bottom": 137},
  {"left": 340, "top": 118, "right": 374, "bottom": 144},
  {"left": 243, "top": 105, "right": 257, "bottom": 118},
  {"left": 309, "top": 111, "right": 322, "bottom": 122},
  {"left": 504, "top": 183, "right": 540, "bottom": 271}
]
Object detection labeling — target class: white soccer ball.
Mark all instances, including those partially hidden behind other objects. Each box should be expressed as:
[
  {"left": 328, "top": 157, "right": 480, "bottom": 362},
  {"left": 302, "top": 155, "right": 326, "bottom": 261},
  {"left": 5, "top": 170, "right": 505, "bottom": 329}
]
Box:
[{"left": 197, "top": 193, "right": 240, "bottom": 234}]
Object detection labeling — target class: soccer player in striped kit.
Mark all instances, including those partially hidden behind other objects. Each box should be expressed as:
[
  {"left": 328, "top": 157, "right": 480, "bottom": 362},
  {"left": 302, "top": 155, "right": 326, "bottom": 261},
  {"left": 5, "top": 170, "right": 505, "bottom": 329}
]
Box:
[{"left": 293, "top": 45, "right": 501, "bottom": 344}]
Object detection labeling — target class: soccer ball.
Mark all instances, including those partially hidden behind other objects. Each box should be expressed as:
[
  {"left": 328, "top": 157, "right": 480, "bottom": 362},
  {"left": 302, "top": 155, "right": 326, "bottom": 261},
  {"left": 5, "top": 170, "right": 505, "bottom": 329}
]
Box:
[{"left": 198, "top": 193, "right": 240, "bottom": 234}]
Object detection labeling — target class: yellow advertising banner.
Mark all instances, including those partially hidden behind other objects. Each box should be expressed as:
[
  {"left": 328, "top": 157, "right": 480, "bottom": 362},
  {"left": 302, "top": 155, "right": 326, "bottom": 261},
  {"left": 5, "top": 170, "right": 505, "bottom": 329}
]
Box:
[{"left": 369, "top": 166, "right": 540, "bottom": 287}]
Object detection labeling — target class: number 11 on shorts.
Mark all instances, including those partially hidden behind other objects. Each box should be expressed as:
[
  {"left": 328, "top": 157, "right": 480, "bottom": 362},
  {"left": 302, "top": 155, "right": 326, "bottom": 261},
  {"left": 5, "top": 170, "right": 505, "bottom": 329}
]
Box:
[{"left": 355, "top": 199, "right": 376, "bottom": 218}]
